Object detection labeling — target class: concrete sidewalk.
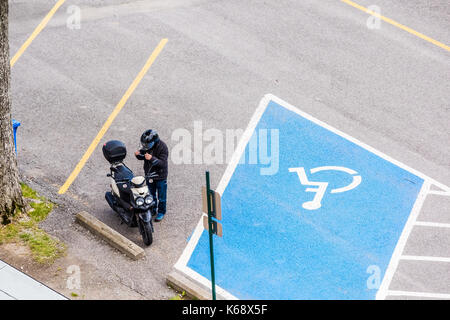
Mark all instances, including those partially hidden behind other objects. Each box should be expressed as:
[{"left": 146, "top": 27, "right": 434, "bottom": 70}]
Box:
[{"left": 0, "top": 260, "right": 67, "bottom": 300}]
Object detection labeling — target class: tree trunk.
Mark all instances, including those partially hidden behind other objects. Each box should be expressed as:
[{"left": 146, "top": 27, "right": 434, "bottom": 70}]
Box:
[{"left": 0, "top": 0, "right": 24, "bottom": 224}]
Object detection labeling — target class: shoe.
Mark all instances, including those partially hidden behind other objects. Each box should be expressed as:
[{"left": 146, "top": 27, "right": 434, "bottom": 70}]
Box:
[{"left": 155, "top": 213, "right": 165, "bottom": 222}]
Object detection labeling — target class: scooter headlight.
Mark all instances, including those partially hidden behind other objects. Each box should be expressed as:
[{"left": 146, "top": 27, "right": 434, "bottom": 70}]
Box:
[
  {"left": 145, "top": 195, "right": 153, "bottom": 205},
  {"left": 135, "top": 197, "right": 145, "bottom": 206}
]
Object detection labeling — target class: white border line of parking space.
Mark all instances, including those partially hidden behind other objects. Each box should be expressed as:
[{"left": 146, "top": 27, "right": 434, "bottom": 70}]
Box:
[
  {"left": 400, "top": 255, "right": 450, "bottom": 263},
  {"left": 174, "top": 94, "right": 450, "bottom": 300},
  {"left": 386, "top": 290, "right": 450, "bottom": 299},
  {"left": 428, "top": 190, "right": 450, "bottom": 196},
  {"left": 415, "top": 221, "right": 450, "bottom": 228},
  {"left": 173, "top": 219, "right": 238, "bottom": 300},
  {"left": 376, "top": 181, "right": 430, "bottom": 300}
]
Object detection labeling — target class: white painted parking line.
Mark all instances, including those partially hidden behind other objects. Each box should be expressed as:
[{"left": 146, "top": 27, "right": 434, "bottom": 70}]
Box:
[
  {"left": 400, "top": 255, "right": 450, "bottom": 263},
  {"left": 387, "top": 290, "right": 450, "bottom": 299},
  {"left": 415, "top": 221, "right": 450, "bottom": 229},
  {"left": 376, "top": 181, "right": 430, "bottom": 300},
  {"left": 428, "top": 190, "right": 450, "bottom": 196}
]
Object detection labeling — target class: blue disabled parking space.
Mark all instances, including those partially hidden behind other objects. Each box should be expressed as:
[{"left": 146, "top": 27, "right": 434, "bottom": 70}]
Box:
[{"left": 182, "top": 95, "right": 424, "bottom": 300}]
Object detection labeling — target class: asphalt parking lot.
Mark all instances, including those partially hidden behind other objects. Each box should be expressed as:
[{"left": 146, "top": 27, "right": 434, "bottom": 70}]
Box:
[{"left": 8, "top": 0, "right": 450, "bottom": 299}]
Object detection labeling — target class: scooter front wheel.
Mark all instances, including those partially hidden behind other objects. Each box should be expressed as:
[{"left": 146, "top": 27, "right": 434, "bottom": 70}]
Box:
[{"left": 138, "top": 220, "right": 153, "bottom": 246}]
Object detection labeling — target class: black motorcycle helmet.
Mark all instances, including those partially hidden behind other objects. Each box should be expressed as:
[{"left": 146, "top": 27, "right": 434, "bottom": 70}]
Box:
[{"left": 140, "top": 129, "right": 160, "bottom": 151}]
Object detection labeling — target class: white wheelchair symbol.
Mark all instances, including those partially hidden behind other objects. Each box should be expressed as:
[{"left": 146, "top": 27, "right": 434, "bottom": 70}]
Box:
[{"left": 289, "top": 166, "right": 362, "bottom": 210}]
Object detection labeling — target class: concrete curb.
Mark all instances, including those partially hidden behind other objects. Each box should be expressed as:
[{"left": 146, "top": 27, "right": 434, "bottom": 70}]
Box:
[
  {"left": 166, "top": 269, "right": 228, "bottom": 300},
  {"left": 166, "top": 270, "right": 211, "bottom": 300},
  {"left": 75, "top": 211, "right": 145, "bottom": 260}
]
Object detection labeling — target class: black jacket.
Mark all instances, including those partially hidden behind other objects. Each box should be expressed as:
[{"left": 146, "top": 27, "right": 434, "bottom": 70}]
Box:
[{"left": 135, "top": 140, "right": 168, "bottom": 180}]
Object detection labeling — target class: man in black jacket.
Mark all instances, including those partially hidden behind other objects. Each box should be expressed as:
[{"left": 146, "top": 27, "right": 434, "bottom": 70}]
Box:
[{"left": 135, "top": 129, "right": 168, "bottom": 222}]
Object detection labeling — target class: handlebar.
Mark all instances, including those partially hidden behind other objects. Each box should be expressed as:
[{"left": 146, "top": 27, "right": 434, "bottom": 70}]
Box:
[
  {"left": 107, "top": 173, "right": 158, "bottom": 182},
  {"left": 145, "top": 172, "right": 159, "bottom": 179},
  {"left": 114, "top": 179, "right": 131, "bottom": 184}
]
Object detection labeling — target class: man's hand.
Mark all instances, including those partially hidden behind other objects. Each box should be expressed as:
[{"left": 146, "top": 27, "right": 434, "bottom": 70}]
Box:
[
  {"left": 144, "top": 153, "right": 152, "bottom": 161},
  {"left": 135, "top": 150, "right": 140, "bottom": 156}
]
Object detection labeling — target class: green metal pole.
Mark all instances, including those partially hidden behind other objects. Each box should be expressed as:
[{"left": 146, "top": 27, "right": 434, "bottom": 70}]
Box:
[{"left": 205, "top": 171, "right": 216, "bottom": 300}]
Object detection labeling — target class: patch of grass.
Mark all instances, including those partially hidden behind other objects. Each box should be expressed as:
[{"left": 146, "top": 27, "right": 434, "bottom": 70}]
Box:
[
  {"left": 168, "top": 288, "right": 189, "bottom": 300},
  {"left": 20, "top": 182, "right": 39, "bottom": 200},
  {"left": 29, "top": 201, "right": 53, "bottom": 223},
  {"left": 0, "top": 223, "right": 20, "bottom": 245},
  {"left": 18, "top": 229, "right": 65, "bottom": 264},
  {"left": 20, "top": 182, "right": 54, "bottom": 222},
  {"left": 0, "top": 183, "right": 65, "bottom": 264}
]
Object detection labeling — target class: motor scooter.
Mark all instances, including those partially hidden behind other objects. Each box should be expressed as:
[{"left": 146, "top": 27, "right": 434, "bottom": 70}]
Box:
[{"left": 102, "top": 140, "right": 155, "bottom": 246}]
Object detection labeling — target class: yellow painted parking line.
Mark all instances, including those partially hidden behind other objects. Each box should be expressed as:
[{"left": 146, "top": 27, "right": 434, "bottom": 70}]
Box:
[
  {"left": 341, "top": 0, "right": 450, "bottom": 52},
  {"left": 58, "top": 38, "right": 168, "bottom": 195},
  {"left": 11, "top": 0, "right": 67, "bottom": 67}
]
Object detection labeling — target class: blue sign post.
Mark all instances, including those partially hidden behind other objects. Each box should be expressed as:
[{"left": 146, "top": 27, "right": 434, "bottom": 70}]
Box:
[
  {"left": 175, "top": 94, "right": 448, "bottom": 300},
  {"left": 12, "top": 119, "right": 20, "bottom": 154}
]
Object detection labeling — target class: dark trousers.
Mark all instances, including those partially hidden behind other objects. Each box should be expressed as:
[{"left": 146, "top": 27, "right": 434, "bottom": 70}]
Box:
[{"left": 148, "top": 179, "right": 167, "bottom": 215}]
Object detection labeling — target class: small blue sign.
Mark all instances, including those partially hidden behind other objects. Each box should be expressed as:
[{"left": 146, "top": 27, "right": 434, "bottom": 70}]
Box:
[
  {"left": 12, "top": 119, "right": 20, "bottom": 154},
  {"left": 182, "top": 95, "right": 426, "bottom": 299}
]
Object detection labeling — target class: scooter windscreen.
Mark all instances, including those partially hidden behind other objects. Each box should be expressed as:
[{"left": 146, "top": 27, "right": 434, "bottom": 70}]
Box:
[{"left": 114, "top": 164, "right": 134, "bottom": 182}]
